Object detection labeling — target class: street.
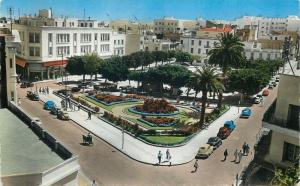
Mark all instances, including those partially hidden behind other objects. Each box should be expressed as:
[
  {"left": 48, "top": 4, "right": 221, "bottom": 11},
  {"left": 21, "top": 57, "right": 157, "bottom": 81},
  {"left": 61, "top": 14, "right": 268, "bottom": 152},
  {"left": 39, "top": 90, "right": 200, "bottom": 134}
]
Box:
[{"left": 17, "top": 81, "right": 277, "bottom": 186}]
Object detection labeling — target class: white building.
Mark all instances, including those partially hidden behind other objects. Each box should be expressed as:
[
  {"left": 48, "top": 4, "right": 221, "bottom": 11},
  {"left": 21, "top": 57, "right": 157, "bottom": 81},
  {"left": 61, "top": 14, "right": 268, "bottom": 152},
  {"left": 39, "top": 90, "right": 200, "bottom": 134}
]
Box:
[
  {"left": 243, "top": 41, "right": 282, "bottom": 60},
  {"left": 112, "top": 32, "right": 126, "bottom": 56},
  {"left": 154, "top": 17, "right": 198, "bottom": 34}
]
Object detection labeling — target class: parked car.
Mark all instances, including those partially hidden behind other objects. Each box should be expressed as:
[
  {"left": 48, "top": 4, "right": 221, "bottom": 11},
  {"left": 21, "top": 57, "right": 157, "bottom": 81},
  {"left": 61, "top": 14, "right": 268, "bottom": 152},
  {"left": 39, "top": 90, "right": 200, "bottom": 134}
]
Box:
[
  {"left": 50, "top": 107, "right": 61, "bottom": 115},
  {"left": 207, "top": 137, "right": 222, "bottom": 150},
  {"left": 195, "top": 144, "right": 214, "bottom": 159},
  {"left": 271, "top": 81, "right": 277, "bottom": 87},
  {"left": 217, "top": 127, "right": 231, "bottom": 139},
  {"left": 224, "top": 120, "right": 236, "bottom": 132},
  {"left": 241, "top": 107, "right": 252, "bottom": 118},
  {"left": 253, "top": 97, "right": 262, "bottom": 104},
  {"left": 26, "top": 91, "right": 39, "bottom": 101},
  {"left": 57, "top": 111, "right": 69, "bottom": 120},
  {"left": 32, "top": 117, "right": 42, "bottom": 125},
  {"left": 44, "top": 100, "right": 55, "bottom": 110},
  {"left": 275, "top": 76, "right": 280, "bottom": 82},
  {"left": 268, "top": 83, "right": 273, "bottom": 89},
  {"left": 262, "top": 89, "right": 269, "bottom": 96}
]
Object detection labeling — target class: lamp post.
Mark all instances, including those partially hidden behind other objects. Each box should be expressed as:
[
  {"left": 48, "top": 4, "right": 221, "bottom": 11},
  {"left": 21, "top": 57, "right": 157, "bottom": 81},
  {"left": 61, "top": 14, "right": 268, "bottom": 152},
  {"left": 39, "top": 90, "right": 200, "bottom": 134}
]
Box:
[{"left": 61, "top": 53, "right": 64, "bottom": 85}]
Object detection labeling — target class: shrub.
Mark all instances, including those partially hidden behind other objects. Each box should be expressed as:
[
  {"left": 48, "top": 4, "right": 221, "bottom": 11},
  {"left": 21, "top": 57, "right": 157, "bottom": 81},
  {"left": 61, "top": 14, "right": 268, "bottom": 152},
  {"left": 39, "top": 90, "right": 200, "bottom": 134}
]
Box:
[
  {"left": 144, "top": 117, "right": 175, "bottom": 125},
  {"left": 94, "top": 106, "right": 100, "bottom": 112},
  {"left": 135, "top": 98, "right": 177, "bottom": 114},
  {"left": 95, "top": 93, "right": 124, "bottom": 103}
]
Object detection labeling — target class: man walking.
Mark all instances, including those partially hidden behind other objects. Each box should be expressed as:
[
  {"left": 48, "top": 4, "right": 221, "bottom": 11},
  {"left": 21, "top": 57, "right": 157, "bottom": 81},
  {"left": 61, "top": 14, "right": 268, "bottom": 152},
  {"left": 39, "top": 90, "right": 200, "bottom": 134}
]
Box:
[
  {"left": 245, "top": 144, "right": 250, "bottom": 155},
  {"left": 91, "top": 180, "right": 97, "bottom": 186},
  {"left": 158, "top": 151, "right": 162, "bottom": 164},
  {"left": 237, "top": 150, "right": 243, "bottom": 163},
  {"left": 193, "top": 160, "right": 199, "bottom": 172},
  {"left": 223, "top": 149, "right": 228, "bottom": 161},
  {"left": 88, "top": 111, "right": 92, "bottom": 120},
  {"left": 166, "top": 149, "right": 171, "bottom": 161},
  {"left": 242, "top": 142, "right": 247, "bottom": 155},
  {"left": 233, "top": 149, "right": 238, "bottom": 162}
]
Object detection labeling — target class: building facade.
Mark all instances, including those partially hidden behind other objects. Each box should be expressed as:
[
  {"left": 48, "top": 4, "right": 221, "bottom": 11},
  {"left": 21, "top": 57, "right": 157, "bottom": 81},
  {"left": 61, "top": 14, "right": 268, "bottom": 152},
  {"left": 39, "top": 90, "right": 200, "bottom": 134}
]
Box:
[{"left": 154, "top": 17, "right": 198, "bottom": 34}]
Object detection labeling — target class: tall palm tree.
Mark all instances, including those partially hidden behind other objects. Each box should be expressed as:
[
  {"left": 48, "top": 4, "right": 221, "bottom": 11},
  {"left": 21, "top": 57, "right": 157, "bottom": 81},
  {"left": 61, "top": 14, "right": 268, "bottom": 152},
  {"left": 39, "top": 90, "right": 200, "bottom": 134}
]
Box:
[
  {"left": 195, "top": 65, "right": 224, "bottom": 128},
  {"left": 208, "top": 32, "right": 244, "bottom": 108}
]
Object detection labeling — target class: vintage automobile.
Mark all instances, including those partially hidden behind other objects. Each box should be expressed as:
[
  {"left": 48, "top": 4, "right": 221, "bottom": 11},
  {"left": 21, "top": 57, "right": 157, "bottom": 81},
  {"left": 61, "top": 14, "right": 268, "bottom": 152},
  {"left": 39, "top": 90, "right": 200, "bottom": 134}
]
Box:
[
  {"left": 207, "top": 137, "right": 222, "bottom": 150},
  {"left": 82, "top": 134, "right": 93, "bottom": 145},
  {"left": 21, "top": 81, "right": 34, "bottom": 88},
  {"left": 195, "top": 144, "right": 214, "bottom": 159},
  {"left": 224, "top": 120, "right": 236, "bottom": 132},
  {"left": 241, "top": 107, "right": 252, "bottom": 118},
  {"left": 26, "top": 91, "right": 39, "bottom": 101},
  {"left": 44, "top": 100, "right": 55, "bottom": 110},
  {"left": 57, "top": 110, "right": 69, "bottom": 120},
  {"left": 32, "top": 117, "right": 42, "bottom": 125},
  {"left": 217, "top": 126, "right": 231, "bottom": 139},
  {"left": 50, "top": 107, "right": 61, "bottom": 115}
]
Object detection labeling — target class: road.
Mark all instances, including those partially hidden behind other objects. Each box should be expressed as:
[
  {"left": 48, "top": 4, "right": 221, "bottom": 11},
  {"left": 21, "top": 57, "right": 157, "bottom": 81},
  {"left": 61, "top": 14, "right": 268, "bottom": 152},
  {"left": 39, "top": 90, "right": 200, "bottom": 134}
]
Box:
[{"left": 17, "top": 81, "right": 277, "bottom": 186}]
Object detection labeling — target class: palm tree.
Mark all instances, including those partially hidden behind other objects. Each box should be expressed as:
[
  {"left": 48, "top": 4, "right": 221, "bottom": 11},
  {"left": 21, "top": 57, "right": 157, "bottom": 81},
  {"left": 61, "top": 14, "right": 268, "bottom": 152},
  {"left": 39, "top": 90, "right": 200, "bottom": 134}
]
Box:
[
  {"left": 208, "top": 32, "right": 244, "bottom": 108},
  {"left": 194, "top": 65, "right": 224, "bottom": 128}
]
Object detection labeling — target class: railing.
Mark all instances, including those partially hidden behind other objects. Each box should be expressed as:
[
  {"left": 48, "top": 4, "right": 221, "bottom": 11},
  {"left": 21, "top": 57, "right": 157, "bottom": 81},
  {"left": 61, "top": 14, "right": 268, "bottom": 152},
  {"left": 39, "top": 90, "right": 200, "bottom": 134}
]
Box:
[{"left": 263, "top": 99, "right": 299, "bottom": 132}]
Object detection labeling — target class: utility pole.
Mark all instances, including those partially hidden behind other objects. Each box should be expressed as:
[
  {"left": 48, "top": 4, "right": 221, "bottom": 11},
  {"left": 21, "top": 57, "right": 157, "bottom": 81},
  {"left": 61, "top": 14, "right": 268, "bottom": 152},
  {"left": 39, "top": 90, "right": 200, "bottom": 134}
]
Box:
[
  {"left": 282, "top": 37, "right": 295, "bottom": 75},
  {"left": 8, "top": 7, "right": 14, "bottom": 35}
]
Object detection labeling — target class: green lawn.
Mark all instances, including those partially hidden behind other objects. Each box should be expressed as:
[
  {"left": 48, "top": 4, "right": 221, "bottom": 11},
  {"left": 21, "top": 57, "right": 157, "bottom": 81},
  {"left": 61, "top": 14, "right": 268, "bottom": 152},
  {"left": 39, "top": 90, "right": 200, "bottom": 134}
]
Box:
[
  {"left": 81, "top": 96, "right": 142, "bottom": 111},
  {"left": 125, "top": 117, "right": 174, "bottom": 130},
  {"left": 141, "top": 135, "right": 187, "bottom": 145}
]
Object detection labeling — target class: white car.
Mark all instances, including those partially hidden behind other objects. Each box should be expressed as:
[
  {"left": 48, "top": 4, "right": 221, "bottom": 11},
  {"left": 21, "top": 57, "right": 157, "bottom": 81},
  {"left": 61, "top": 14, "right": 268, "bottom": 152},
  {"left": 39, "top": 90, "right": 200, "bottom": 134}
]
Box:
[{"left": 32, "top": 117, "right": 42, "bottom": 125}]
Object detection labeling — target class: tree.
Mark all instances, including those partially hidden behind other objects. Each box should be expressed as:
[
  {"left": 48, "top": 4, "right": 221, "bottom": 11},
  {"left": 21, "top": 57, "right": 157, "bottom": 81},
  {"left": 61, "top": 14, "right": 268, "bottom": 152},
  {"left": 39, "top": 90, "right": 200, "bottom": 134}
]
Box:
[
  {"left": 99, "top": 56, "right": 129, "bottom": 83},
  {"left": 167, "top": 50, "right": 176, "bottom": 63},
  {"left": 66, "top": 56, "right": 84, "bottom": 77},
  {"left": 208, "top": 32, "right": 245, "bottom": 108},
  {"left": 273, "top": 164, "right": 300, "bottom": 186},
  {"left": 175, "top": 51, "right": 193, "bottom": 64},
  {"left": 83, "top": 53, "right": 103, "bottom": 81},
  {"left": 152, "top": 51, "right": 163, "bottom": 67},
  {"left": 194, "top": 65, "right": 224, "bottom": 127}
]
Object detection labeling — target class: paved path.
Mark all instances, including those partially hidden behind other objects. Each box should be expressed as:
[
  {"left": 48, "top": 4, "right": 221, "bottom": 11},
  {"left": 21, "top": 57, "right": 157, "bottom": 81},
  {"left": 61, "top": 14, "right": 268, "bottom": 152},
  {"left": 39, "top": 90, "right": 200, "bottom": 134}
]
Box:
[
  {"left": 38, "top": 90, "right": 241, "bottom": 165},
  {"left": 17, "top": 81, "right": 278, "bottom": 185}
]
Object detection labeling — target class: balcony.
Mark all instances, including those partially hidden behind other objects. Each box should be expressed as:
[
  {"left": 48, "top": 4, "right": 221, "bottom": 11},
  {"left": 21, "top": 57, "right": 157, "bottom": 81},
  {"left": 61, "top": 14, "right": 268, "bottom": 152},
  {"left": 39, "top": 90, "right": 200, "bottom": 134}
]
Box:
[{"left": 263, "top": 99, "right": 299, "bottom": 138}]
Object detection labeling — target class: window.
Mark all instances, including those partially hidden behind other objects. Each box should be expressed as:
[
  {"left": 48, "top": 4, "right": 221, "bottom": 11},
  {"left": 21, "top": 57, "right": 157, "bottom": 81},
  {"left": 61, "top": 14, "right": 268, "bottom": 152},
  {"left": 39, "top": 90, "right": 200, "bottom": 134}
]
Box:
[
  {"left": 121, "top": 40, "right": 124, "bottom": 45},
  {"left": 191, "top": 40, "right": 194, "bottom": 45},
  {"left": 259, "top": 53, "right": 263, "bottom": 59},
  {"left": 57, "top": 46, "right": 70, "bottom": 56},
  {"left": 198, "top": 48, "right": 201, "bottom": 54},
  {"left": 73, "top": 46, "right": 77, "bottom": 53},
  {"left": 29, "top": 33, "right": 40, "bottom": 43},
  {"left": 100, "top": 33, "right": 110, "bottom": 41},
  {"left": 94, "top": 45, "right": 97, "bottom": 52},
  {"left": 206, "top": 41, "right": 210, "bottom": 47},
  {"left": 48, "top": 33, "right": 52, "bottom": 42},
  {"left": 94, "top": 33, "right": 98, "bottom": 41},
  {"left": 190, "top": 48, "right": 194, "bottom": 53},
  {"left": 283, "top": 142, "right": 299, "bottom": 163},
  {"left": 114, "top": 40, "right": 116, "bottom": 45},
  {"left": 251, "top": 52, "right": 254, "bottom": 59},
  {"left": 206, "top": 49, "right": 209, "bottom": 54},
  {"left": 80, "top": 33, "right": 92, "bottom": 43},
  {"left": 89, "top": 23, "right": 93, "bottom": 27},
  {"left": 56, "top": 34, "right": 70, "bottom": 43},
  {"left": 100, "top": 44, "right": 110, "bottom": 52},
  {"left": 73, "top": 33, "right": 77, "bottom": 42},
  {"left": 267, "top": 53, "right": 271, "bottom": 60},
  {"left": 29, "top": 47, "right": 40, "bottom": 57},
  {"left": 180, "top": 40, "right": 183, "bottom": 44},
  {"left": 10, "top": 58, "right": 12, "bottom": 68},
  {"left": 287, "top": 104, "right": 300, "bottom": 131},
  {"left": 198, "top": 40, "right": 202, "bottom": 46},
  {"left": 48, "top": 46, "right": 53, "bottom": 56}
]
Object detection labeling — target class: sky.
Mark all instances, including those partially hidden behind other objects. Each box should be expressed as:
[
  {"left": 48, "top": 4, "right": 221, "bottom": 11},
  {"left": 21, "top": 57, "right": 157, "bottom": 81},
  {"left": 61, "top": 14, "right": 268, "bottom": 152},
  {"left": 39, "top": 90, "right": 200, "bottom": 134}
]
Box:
[{"left": 0, "top": 0, "right": 299, "bottom": 21}]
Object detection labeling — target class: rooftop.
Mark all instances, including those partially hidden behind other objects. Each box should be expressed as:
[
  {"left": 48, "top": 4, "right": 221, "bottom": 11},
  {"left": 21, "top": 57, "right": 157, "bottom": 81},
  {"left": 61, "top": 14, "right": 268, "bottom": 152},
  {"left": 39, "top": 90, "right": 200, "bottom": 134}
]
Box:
[
  {"left": 199, "top": 27, "right": 232, "bottom": 33},
  {"left": 0, "top": 109, "right": 64, "bottom": 176}
]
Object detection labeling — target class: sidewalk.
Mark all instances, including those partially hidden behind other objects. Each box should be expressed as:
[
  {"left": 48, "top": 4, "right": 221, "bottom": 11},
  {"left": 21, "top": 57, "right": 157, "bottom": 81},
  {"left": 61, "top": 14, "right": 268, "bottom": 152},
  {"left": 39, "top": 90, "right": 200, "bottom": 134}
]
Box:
[{"left": 38, "top": 90, "right": 241, "bottom": 165}]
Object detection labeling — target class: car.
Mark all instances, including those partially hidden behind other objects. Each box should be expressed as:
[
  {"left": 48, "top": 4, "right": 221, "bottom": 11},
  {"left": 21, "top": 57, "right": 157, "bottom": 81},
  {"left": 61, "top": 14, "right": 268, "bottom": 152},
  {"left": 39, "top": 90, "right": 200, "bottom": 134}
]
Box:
[
  {"left": 71, "top": 87, "right": 81, "bottom": 92},
  {"left": 50, "top": 107, "right": 61, "bottom": 115},
  {"left": 241, "top": 107, "right": 252, "bottom": 118},
  {"left": 32, "top": 117, "right": 42, "bottom": 125},
  {"left": 195, "top": 144, "right": 214, "bottom": 159},
  {"left": 271, "top": 81, "right": 277, "bottom": 87},
  {"left": 207, "top": 137, "right": 222, "bottom": 150},
  {"left": 275, "top": 76, "right": 280, "bottom": 82},
  {"left": 57, "top": 111, "right": 69, "bottom": 120},
  {"left": 268, "top": 83, "right": 273, "bottom": 89},
  {"left": 262, "top": 89, "right": 269, "bottom": 96},
  {"left": 253, "top": 97, "right": 261, "bottom": 104},
  {"left": 26, "top": 91, "right": 39, "bottom": 101},
  {"left": 224, "top": 120, "right": 236, "bottom": 131},
  {"left": 217, "top": 126, "right": 231, "bottom": 139},
  {"left": 44, "top": 100, "right": 55, "bottom": 110}
]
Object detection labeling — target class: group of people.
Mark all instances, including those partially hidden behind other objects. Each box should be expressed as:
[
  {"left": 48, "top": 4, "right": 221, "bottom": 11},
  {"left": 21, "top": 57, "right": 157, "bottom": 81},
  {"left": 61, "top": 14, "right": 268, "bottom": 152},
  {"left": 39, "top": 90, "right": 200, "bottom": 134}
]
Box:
[
  {"left": 223, "top": 142, "right": 251, "bottom": 163},
  {"left": 61, "top": 95, "right": 82, "bottom": 112},
  {"left": 38, "top": 86, "right": 50, "bottom": 94},
  {"left": 157, "top": 149, "right": 171, "bottom": 165}
]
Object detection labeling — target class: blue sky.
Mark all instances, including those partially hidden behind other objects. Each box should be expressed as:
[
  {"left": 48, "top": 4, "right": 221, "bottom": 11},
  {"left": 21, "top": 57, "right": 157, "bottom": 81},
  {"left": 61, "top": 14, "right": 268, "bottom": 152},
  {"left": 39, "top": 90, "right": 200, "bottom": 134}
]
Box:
[{"left": 0, "top": 0, "right": 299, "bottom": 21}]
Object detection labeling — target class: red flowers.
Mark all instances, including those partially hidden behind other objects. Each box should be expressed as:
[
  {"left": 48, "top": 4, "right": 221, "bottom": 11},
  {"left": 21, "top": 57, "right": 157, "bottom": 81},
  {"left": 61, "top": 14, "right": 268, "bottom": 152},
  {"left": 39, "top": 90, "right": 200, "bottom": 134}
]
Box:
[
  {"left": 95, "top": 93, "right": 124, "bottom": 103},
  {"left": 144, "top": 117, "right": 175, "bottom": 125},
  {"left": 135, "top": 99, "right": 177, "bottom": 114}
]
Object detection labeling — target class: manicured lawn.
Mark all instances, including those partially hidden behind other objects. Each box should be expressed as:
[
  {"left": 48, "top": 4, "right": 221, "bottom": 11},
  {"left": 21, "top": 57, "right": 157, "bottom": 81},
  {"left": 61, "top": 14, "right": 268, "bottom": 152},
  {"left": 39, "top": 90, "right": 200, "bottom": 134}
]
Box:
[
  {"left": 141, "top": 135, "right": 187, "bottom": 145},
  {"left": 81, "top": 96, "right": 142, "bottom": 111},
  {"left": 125, "top": 117, "right": 174, "bottom": 130}
]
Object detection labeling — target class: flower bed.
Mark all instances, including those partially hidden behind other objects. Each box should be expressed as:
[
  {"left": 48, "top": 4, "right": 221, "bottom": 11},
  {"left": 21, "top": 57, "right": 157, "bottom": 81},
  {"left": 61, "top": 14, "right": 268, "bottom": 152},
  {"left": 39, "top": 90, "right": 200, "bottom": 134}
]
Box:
[
  {"left": 137, "top": 117, "right": 176, "bottom": 127},
  {"left": 129, "top": 107, "right": 179, "bottom": 116},
  {"left": 88, "top": 93, "right": 138, "bottom": 106}
]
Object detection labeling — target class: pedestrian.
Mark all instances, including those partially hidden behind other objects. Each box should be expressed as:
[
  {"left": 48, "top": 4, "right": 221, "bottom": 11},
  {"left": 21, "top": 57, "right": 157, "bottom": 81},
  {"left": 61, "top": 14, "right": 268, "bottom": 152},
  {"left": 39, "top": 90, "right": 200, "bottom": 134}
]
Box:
[
  {"left": 91, "top": 180, "right": 97, "bottom": 186},
  {"left": 46, "top": 86, "right": 49, "bottom": 94},
  {"left": 193, "top": 160, "right": 199, "bottom": 172},
  {"left": 242, "top": 142, "right": 247, "bottom": 155},
  {"left": 17, "top": 98, "right": 21, "bottom": 106},
  {"left": 77, "top": 103, "right": 81, "bottom": 111},
  {"left": 223, "top": 149, "right": 228, "bottom": 161},
  {"left": 158, "top": 151, "right": 162, "bottom": 164},
  {"left": 39, "top": 87, "right": 41, "bottom": 93},
  {"left": 233, "top": 149, "right": 238, "bottom": 162},
  {"left": 246, "top": 144, "right": 250, "bottom": 155},
  {"left": 238, "top": 150, "right": 243, "bottom": 163},
  {"left": 88, "top": 111, "right": 92, "bottom": 120},
  {"left": 166, "top": 149, "right": 171, "bottom": 161}
]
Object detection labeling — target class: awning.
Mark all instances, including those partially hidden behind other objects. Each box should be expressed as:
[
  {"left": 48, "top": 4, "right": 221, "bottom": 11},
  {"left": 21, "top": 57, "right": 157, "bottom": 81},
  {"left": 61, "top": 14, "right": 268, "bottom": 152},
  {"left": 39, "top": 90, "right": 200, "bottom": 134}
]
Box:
[
  {"left": 43, "top": 60, "right": 68, "bottom": 67},
  {"left": 16, "top": 57, "right": 26, "bottom": 67}
]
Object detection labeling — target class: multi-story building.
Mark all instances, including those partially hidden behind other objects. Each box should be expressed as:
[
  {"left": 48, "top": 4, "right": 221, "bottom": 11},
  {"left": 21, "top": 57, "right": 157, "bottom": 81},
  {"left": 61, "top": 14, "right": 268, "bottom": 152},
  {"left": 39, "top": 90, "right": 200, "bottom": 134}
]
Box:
[
  {"left": 243, "top": 40, "right": 282, "bottom": 60},
  {"left": 180, "top": 27, "right": 233, "bottom": 62},
  {"left": 154, "top": 17, "right": 198, "bottom": 34},
  {"left": 11, "top": 9, "right": 125, "bottom": 80},
  {"left": 143, "top": 34, "right": 178, "bottom": 52},
  {"left": 262, "top": 66, "right": 300, "bottom": 168}
]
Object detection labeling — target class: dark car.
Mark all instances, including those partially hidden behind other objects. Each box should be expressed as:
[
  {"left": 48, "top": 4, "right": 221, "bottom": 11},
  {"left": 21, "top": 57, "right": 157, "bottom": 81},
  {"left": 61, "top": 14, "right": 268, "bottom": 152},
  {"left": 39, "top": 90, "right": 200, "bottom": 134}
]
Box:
[
  {"left": 207, "top": 137, "right": 222, "bottom": 149},
  {"left": 20, "top": 81, "right": 34, "bottom": 88},
  {"left": 71, "top": 87, "right": 81, "bottom": 92},
  {"left": 217, "top": 127, "right": 231, "bottom": 140},
  {"left": 26, "top": 91, "right": 39, "bottom": 101}
]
